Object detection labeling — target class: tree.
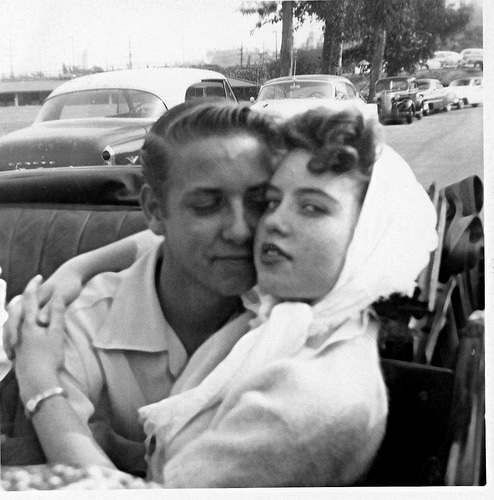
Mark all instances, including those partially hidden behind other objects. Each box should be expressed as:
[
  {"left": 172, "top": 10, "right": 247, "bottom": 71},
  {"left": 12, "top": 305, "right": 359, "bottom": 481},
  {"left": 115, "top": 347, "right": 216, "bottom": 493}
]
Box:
[
  {"left": 240, "top": 1, "right": 295, "bottom": 77},
  {"left": 296, "top": 1, "right": 361, "bottom": 75},
  {"left": 353, "top": 0, "right": 471, "bottom": 100},
  {"left": 280, "top": 2, "right": 294, "bottom": 75}
]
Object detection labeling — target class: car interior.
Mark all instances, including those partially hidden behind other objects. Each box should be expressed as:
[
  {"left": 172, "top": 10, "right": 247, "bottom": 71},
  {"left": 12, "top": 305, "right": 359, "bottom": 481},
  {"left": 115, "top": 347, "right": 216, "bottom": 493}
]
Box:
[{"left": 0, "top": 166, "right": 485, "bottom": 486}]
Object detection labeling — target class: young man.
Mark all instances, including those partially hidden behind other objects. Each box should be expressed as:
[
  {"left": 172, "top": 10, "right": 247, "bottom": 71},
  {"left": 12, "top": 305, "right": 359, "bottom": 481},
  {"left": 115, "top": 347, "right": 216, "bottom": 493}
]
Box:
[{"left": 10, "top": 100, "right": 281, "bottom": 475}]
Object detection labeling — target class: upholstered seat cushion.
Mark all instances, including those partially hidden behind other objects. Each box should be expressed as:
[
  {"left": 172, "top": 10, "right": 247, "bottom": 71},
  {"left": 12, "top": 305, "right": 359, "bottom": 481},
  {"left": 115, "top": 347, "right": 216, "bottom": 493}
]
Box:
[{"left": 0, "top": 166, "right": 147, "bottom": 301}]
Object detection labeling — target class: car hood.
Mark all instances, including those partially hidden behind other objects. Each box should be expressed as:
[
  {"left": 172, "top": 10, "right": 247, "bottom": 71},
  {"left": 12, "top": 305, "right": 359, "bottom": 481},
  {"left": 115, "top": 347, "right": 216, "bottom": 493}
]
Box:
[
  {"left": 0, "top": 118, "right": 154, "bottom": 170},
  {"left": 251, "top": 98, "right": 378, "bottom": 121}
]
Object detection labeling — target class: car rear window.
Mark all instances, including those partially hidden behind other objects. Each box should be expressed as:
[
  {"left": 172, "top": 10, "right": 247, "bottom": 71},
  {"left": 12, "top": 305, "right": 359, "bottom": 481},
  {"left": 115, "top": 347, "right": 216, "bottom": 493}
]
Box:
[
  {"left": 450, "top": 80, "right": 470, "bottom": 86},
  {"left": 185, "top": 81, "right": 228, "bottom": 100},
  {"left": 36, "top": 89, "right": 166, "bottom": 122}
]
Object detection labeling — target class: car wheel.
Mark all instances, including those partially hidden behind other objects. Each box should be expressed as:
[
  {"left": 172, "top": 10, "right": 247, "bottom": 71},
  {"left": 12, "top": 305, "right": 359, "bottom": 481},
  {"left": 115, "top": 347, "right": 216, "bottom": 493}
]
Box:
[
  {"left": 405, "top": 108, "right": 414, "bottom": 124},
  {"left": 444, "top": 103, "right": 452, "bottom": 112},
  {"left": 457, "top": 99, "right": 464, "bottom": 109},
  {"left": 422, "top": 104, "right": 430, "bottom": 116},
  {"left": 472, "top": 103, "right": 479, "bottom": 108}
]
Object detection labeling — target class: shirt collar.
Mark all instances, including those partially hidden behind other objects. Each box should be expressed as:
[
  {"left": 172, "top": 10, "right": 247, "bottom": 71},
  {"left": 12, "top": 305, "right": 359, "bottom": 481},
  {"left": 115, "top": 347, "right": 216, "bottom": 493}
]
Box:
[{"left": 92, "top": 244, "right": 188, "bottom": 377}]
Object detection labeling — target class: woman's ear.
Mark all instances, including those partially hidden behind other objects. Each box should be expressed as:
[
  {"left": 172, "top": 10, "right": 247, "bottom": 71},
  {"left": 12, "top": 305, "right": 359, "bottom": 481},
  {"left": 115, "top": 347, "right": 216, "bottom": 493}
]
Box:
[{"left": 140, "top": 184, "right": 167, "bottom": 236}]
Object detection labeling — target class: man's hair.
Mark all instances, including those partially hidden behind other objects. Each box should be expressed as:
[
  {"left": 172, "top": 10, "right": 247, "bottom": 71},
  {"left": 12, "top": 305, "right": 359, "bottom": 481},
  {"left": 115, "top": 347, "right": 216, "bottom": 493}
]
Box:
[
  {"left": 140, "top": 99, "right": 282, "bottom": 196},
  {"left": 280, "top": 106, "right": 381, "bottom": 183}
]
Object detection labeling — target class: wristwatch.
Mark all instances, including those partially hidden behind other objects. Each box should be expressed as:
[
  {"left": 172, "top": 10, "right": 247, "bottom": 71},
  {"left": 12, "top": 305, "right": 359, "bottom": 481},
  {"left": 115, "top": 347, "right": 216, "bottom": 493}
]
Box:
[{"left": 24, "top": 387, "right": 68, "bottom": 419}]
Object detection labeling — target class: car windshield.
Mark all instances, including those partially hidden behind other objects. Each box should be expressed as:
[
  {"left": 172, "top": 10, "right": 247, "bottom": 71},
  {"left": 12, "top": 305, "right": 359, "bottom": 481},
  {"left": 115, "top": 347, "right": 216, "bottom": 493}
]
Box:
[
  {"left": 463, "top": 50, "right": 482, "bottom": 57},
  {"left": 35, "top": 89, "right": 167, "bottom": 122},
  {"left": 375, "top": 79, "right": 408, "bottom": 92},
  {"left": 257, "top": 81, "right": 336, "bottom": 100},
  {"left": 417, "top": 82, "right": 432, "bottom": 90}
]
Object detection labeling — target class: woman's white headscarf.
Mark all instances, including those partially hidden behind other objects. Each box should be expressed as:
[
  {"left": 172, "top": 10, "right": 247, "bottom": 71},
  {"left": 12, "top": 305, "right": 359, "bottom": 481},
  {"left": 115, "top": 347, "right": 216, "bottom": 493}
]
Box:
[{"left": 139, "top": 137, "right": 438, "bottom": 479}]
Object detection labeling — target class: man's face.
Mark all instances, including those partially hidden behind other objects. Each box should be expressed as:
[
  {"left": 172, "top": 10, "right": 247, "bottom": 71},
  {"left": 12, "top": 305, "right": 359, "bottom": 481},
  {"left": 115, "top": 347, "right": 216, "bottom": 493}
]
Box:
[{"left": 148, "top": 135, "right": 271, "bottom": 298}]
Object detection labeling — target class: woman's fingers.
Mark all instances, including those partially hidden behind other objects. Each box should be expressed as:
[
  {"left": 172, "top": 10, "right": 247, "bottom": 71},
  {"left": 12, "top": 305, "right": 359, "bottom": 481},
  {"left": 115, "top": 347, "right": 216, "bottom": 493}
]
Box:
[
  {"left": 3, "top": 295, "right": 24, "bottom": 360},
  {"left": 22, "top": 275, "right": 44, "bottom": 327},
  {"left": 36, "top": 279, "right": 78, "bottom": 325},
  {"left": 47, "top": 295, "right": 66, "bottom": 334},
  {"left": 38, "top": 278, "right": 55, "bottom": 314}
]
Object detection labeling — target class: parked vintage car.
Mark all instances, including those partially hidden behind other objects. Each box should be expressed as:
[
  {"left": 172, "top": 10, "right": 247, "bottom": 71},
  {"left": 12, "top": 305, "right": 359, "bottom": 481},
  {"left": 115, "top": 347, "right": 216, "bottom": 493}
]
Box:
[
  {"left": 250, "top": 74, "right": 378, "bottom": 121},
  {"left": 374, "top": 76, "right": 423, "bottom": 124},
  {"left": 0, "top": 68, "right": 237, "bottom": 171},
  {"left": 458, "top": 48, "right": 483, "bottom": 71},
  {"left": 420, "top": 51, "right": 461, "bottom": 70},
  {"left": 447, "top": 77, "right": 483, "bottom": 108},
  {"left": 416, "top": 78, "right": 459, "bottom": 115}
]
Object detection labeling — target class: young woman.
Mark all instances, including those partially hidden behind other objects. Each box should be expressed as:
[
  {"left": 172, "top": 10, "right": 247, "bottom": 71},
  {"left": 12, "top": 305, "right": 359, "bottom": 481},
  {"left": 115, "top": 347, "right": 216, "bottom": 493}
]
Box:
[{"left": 7, "top": 105, "right": 437, "bottom": 488}]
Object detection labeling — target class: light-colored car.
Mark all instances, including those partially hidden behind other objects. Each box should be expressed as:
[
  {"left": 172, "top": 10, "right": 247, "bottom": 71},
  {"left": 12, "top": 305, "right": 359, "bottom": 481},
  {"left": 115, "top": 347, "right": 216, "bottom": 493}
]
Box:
[
  {"left": 0, "top": 68, "right": 237, "bottom": 171},
  {"left": 447, "top": 77, "right": 483, "bottom": 108},
  {"left": 416, "top": 78, "right": 458, "bottom": 115},
  {"left": 458, "top": 48, "right": 483, "bottom": 71},
  {"left": 250, "top": 74, "right": 378, "bottom": 121},
  {"left": 421, "top": 51, "right": 461, "bottom": 70}
]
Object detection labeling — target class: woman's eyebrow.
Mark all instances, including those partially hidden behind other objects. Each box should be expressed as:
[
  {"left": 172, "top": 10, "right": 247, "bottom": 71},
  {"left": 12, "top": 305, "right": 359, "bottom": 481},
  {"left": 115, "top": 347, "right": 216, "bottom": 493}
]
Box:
[{"left": 295, "top": 187, "right": 340, "bottom": 205}]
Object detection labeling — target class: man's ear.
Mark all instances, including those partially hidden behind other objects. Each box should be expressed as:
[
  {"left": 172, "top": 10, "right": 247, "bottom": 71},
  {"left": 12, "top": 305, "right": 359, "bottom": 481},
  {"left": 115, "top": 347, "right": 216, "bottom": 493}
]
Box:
[{"left": 140, "top": 184, "right": 167, "bottom": 236}]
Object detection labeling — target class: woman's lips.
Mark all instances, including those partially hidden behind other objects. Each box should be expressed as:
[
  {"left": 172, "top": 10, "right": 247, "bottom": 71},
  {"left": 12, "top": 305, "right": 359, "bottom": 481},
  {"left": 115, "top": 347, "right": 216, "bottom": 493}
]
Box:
[{"left": 258, "top": 242, "right": 291, "bottom": 264}]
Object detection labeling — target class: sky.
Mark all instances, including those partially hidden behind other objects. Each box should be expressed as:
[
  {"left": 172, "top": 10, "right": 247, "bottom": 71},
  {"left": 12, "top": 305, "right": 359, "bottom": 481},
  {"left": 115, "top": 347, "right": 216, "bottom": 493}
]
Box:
[{"left": 0, "top": 0, "right": 323, "bottom": 77}]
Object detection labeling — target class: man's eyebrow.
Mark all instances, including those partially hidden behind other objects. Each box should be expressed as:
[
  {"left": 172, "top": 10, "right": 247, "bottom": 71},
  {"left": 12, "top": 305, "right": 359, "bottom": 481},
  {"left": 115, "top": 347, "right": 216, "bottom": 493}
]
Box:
[
  {"left": 185, "top": 188, "right": 221, "bottom": 195},
  {"left": 246, "top": 182, "right": 270, "bottom": 193}
]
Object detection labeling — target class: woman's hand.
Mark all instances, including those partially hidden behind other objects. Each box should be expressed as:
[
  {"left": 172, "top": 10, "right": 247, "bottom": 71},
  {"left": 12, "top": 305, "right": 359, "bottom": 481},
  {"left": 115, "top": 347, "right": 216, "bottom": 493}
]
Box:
[
  {"left": 3, "top": 269, "right": 83, "bottom": 360},
  {"left": 36, "top": 267, "right": 84, "bottom": 325},
  {"left": 13, "top": 275, "right": 67, "bottom": 401}
]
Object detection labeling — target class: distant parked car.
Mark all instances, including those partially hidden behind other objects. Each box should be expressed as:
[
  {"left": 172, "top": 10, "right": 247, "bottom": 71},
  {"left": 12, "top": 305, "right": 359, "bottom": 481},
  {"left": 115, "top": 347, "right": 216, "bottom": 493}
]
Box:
[
  {"left": 448, "top": 77, "right": 483, "bottom": 108},
  {"left": 374, "top": 76, "right": 423, "bottom": 124},
  {"left": 250, "top": 74, "right": 378, "bottom": 120},
  {"left": 420, "top": 51, "right": 461, "bottom": 70},
  {"left": 458, "top": 48, "right": 483, "bottom": 71},
  {"left": 0, "top": 68, "right": 237, "bottom": 171},
  {"left": 416, "top": 78, "right": 458, "bottom": 115}
]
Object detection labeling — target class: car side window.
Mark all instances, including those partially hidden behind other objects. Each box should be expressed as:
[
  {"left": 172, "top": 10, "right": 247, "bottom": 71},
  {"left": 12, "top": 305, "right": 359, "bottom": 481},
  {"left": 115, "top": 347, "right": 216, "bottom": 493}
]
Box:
[
  {"left": 185, "top": 81, "right": 227, "bottom": 101},
  {"left": 345, "top": 83, "right": 357, "bottom": 98},
  {"left": 335, "top": 83, "right": 348, "bottom": 100}
]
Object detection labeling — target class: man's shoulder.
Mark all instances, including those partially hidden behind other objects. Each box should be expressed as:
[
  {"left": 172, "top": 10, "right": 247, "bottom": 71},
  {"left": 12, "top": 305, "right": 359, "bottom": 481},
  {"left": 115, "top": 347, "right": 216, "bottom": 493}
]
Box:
[
  {"left": 64, "top": 247, "right": 161, "bottom": 344},
  {"left": 64, "top": 271, "right": 123, "bottom": 341},
  {"left": 74, "top": 271, "right": 122, "bottom": 311}
]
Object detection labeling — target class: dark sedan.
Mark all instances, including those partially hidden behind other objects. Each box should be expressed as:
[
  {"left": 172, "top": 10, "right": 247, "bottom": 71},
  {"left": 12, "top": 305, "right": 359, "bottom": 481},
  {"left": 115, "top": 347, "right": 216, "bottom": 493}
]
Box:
[{"left": 0, "top": 68, "right": 237, "bottom": 171}]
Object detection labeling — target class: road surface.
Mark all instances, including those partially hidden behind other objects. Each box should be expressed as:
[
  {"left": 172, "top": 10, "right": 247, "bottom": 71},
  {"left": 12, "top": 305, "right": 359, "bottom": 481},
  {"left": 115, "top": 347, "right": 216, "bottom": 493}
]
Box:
[{"left": 383, "top": 106, "right": 483, "bottom": 190}]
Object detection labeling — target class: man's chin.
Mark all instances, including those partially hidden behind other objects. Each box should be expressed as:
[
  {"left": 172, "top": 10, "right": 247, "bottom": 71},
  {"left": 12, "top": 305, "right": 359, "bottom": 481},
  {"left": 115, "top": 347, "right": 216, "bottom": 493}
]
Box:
[{"left": 213, "top": 273, "right": 256, "bottom": 297}]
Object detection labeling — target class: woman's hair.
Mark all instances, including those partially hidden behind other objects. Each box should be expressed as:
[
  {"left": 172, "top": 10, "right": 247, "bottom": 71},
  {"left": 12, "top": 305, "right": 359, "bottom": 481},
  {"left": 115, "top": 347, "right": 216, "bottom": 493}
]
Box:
[
  {"left": 140, "top": 99, "right": 282, "bottom": 196},
  {"left": 280, "top": 106, "right": 381, "bottom": 183}
]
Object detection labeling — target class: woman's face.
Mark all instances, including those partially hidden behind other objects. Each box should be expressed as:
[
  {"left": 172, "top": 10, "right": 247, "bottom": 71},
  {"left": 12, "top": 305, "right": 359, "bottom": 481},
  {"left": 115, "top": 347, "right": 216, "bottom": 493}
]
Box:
[{"left": 254, "top": 149, "right": 364, "bottom": 302}]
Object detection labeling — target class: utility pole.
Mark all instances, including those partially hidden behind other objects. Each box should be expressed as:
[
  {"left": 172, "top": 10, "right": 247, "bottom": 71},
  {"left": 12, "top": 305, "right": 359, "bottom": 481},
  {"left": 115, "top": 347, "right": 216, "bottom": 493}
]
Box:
[
  {"left": 240, "top": 45, "right": 244, "bottom": 67},
  {"left": 9, "top": 32, "right": 14, "bottom": 78},
  {"left": 128, "top": 38, "right": 133, "bottom": 69}
]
